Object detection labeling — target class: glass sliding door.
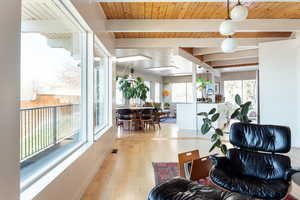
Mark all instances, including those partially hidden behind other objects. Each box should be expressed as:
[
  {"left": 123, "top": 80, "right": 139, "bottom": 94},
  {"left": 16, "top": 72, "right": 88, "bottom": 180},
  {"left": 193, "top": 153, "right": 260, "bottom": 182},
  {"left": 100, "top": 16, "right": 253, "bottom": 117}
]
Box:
[{"left": 21, "top": 0, "right": 88, "bottom": 189}]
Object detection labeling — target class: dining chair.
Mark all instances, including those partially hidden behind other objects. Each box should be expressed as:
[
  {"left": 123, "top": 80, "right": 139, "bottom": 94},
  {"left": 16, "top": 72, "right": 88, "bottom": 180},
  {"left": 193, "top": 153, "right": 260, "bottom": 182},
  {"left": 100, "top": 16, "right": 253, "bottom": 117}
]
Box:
[
  {"left": 116, "top": 109, "right": 134, "bottom": 131},
  {"left": 140, "top": 109, "right": 155, "bottom": 131}
]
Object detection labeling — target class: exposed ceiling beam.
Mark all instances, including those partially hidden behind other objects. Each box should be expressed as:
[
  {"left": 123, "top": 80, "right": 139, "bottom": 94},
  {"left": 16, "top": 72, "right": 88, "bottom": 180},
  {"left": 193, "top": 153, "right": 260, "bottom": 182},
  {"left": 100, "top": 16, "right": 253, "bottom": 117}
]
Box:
[
  {"left": 97, "top": 0, "right": 299, "bottom": 2},
  {"left": 211, "top": 58, "right": 259, "bottom": 67},
  {"left": 115, "top": 38, "right": 286, "bottom": 49},
  {"left": 203, "top": 49, "right": 258, "bottom": 62},
  {"left": 175, "top": 48, "right": 220, "bottom": 77},
  {"left": 213, "top": 63, "right": 259, "bottom": 69},
  {"left": 193, "top": 47, "right": 257, "bottom": 55},
  {"left": 106, "top": 19, "right": 300, "bottom": 32}
]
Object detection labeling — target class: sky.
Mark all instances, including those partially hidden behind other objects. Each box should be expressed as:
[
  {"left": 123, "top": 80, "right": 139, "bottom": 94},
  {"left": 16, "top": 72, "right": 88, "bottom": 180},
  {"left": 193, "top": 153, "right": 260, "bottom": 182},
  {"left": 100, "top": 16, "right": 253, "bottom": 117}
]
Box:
[{"left": 21, "top": 33, "right": 80, "bottom": 100}]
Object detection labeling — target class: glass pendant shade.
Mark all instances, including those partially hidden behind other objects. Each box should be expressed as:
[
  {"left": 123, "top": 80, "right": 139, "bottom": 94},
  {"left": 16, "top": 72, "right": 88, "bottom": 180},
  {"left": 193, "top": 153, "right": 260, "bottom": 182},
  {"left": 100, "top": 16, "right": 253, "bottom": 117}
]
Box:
[
  {"left": 219, "top": 20, "right": 236, "bottom": 36},
  {"left": 230, "top": 5, "right": 248, "bottom": 21},
  {"left": 221, "top": 38, "right": 238, "bottom": 53}
]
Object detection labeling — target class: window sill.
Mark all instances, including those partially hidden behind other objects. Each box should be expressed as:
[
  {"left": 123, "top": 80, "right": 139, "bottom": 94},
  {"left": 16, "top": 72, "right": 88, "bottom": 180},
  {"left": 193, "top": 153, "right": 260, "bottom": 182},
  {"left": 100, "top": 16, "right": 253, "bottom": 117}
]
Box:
[{"left": 20, "top": 141, "right": 93, "bottom": 200}]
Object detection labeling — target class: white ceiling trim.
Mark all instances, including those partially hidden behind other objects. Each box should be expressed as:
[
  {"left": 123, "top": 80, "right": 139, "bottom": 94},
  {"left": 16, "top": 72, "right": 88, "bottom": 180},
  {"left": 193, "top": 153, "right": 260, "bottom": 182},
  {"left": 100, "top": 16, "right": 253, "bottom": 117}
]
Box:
[
  {"left": 203, "top": 49, "right": 258, "bottom": 62},
  {"left": 106, "top": 19, "right": 300, "bottom": 32},
  {"left": 115, "top": 38, "right": 287, "bottom": 48}
]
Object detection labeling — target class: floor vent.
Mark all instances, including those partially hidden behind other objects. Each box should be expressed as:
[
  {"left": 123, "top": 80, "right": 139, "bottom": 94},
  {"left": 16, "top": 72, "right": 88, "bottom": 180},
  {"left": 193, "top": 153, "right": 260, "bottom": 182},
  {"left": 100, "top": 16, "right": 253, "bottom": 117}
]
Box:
[{"left": 112, "top": 149, "right": 118, "bottom": 154}]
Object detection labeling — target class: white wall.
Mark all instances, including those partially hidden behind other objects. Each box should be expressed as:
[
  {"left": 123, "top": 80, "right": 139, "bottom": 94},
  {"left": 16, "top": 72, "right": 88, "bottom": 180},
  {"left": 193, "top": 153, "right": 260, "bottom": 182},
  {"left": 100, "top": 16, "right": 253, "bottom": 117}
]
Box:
[
  {"left": 259, "top": 39, "right": 300, "bottom": 147},
  {"left": 0, "top": 1, "right": 21, "bottom": 199}
]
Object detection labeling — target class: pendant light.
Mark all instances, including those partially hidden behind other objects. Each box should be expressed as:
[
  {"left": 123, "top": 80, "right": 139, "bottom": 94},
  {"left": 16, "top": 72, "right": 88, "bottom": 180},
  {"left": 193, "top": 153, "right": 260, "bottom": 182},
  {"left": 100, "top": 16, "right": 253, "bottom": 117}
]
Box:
[
  {"left": 230, "top": 0, "right": 248, "bottom": 21},
  {"left": 219, "top": 0, "right": 236, "bottom": 36},
  {"left": 220, "top": 0, "right": 238, "bottom": 53},
  {"left": 221, "top": 37, "right": 238, "bottom": 53}
]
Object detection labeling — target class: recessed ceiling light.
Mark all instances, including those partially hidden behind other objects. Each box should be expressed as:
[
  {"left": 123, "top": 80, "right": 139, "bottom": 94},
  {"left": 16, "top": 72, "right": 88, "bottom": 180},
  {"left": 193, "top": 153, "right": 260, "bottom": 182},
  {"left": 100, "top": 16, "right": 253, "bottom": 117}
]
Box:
[
  {"left": 145, "top": 66, "right": 177, "bottom": 71},
  {"left": 116, "top": 55, "right": 152, "bottom": 63}
]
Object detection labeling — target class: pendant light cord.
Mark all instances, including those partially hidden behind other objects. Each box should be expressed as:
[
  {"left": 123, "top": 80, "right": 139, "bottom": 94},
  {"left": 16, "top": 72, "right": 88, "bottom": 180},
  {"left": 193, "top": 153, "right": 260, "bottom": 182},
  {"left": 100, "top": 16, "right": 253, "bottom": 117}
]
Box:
[{"left": 227, "top": 0, "right": 230, "bottom": 19}]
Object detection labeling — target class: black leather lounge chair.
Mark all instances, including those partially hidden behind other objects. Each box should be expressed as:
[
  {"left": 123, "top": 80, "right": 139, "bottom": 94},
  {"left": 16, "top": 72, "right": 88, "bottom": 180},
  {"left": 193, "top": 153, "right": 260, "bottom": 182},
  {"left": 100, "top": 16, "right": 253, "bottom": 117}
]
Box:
[{"left": 209, "top": 123, "right": 299, "bottom": 200}]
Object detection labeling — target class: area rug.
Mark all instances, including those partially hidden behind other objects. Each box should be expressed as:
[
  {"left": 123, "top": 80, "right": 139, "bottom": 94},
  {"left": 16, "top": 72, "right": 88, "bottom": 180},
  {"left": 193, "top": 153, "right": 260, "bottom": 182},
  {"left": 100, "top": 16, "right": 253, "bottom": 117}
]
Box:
[
  {"left": 152, "top": 162, "right": 298, "bottom": 200},
  {"left": 161, "top": 117, "right": 176, "bottom": 124}
]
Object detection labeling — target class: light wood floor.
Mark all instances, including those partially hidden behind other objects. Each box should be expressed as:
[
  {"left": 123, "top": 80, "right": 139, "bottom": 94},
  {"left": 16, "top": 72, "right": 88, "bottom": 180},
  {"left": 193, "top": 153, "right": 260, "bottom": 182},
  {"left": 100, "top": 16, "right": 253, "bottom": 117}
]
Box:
[{"left": 81, "top": 123, "right": 300, "bottom": 200}]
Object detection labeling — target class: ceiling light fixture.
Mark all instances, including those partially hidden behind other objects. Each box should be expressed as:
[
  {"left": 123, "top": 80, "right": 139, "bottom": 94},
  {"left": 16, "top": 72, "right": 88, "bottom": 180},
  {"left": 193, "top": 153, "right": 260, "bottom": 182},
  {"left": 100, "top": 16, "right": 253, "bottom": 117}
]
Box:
[
  {"left": 221, "top": 37, "right": 238, "bottom": 53},
  {"left": 219, "top": 0, "right": 240, "bottom": 53},
  {"left": 145, "top": 66, "right": 178, "bottom": 71},
  {"left": 219, "top": 0, "right": 236, "bottom": 36},
  {"left": 219, "top": 20, "right": 237, "bottom": 36},
  {"left": 116, "top": 55, "right": 152, "bottom": 63},
  {"left": 230, "top": 0, "right": 249, "bottom": 21}
]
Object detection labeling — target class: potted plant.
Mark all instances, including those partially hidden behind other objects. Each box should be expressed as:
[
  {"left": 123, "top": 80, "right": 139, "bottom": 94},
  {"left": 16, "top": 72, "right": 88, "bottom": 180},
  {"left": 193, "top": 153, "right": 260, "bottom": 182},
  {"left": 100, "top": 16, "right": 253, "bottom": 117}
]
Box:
[
  {"left": 116, "top": 75, "right": 149, "bottom": 105},
  {"left": 196, "top": 77, "right": 212, "bottom": 102},
  {"left": 198, "top": 94, "right": 252, "bottom": 154}
]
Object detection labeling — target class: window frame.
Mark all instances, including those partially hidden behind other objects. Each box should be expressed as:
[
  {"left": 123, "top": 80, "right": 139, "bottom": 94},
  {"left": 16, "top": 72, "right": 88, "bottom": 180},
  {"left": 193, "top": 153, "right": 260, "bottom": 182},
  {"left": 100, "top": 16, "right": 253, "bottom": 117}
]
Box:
[
  {"left": 93, "top": 36, "right": 111, "bottom": 138},
  {"left": 20, "top": 0, "right": 92, "bottom": 193}
]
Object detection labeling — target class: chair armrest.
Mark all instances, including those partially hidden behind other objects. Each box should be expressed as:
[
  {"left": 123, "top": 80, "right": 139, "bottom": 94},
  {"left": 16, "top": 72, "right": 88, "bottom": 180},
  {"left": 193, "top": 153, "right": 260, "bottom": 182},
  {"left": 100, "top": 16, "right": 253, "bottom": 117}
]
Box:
[
  {"left": 285, "top": 168, "right": 300, "bottom": 181},
  {"left": 209, "top": 155, "right": 229, "bottom": 167}
]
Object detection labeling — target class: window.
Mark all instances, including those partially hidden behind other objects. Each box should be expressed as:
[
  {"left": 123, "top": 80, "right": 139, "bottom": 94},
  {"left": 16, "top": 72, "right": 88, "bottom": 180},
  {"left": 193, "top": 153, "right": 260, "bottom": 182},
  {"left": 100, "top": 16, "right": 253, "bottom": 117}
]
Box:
[
  {"left": 21, "top": 0, "right": 88, "bottom": 189},
  {"left": 224, "top": 80, "right": 243, "bottom": 105},
  {"left": 171, "top": 82, "right": 193, "bottom": 103},
  {"left": 155, "top": 82, "right": 161, "bottom": 103},
  {"left": 224, "top": 80, "right": 257, "bottom": 116},
  {"left": 94, "top": 39, "right": 109, "bottom": 134},
  {"left": 144, "top": 81, "right": 151, "bottom": 102}
]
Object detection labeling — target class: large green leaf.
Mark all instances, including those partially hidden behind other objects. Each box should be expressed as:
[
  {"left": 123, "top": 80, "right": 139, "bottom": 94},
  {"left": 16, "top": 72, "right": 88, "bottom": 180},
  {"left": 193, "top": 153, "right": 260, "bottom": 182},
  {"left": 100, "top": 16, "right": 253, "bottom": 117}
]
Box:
[
  {"left": 215, "top": 128, "right": 223, "bottom": 136},
  {"left": 201, "top": 123, "right": 211, "bottom": 135},
  {"left": 241, "top": 101, "right": 251, "bottom": 116},
  {"left": 211, "top": 113, "right": 220, "bottom": 122},
  {"left": 221, "top": 144, "right": 228, "bottom": 154},
  {"left": 208, "top": 108, "right": 216, "bottom": 115},
  {"left": 209, "top": 139, "right": 221, "bottom": 152},
  {"left": 235, "top": 94, "right": 242, "bottom": 105},
  {"left": 231, "top": 108, "right": 240, "bottom": 119},
  {"left": 211, "top": 134, "right": 219, "bottom": 142},
  {"left": 198, "top": 112, "right": 208, "bottom": 117}
]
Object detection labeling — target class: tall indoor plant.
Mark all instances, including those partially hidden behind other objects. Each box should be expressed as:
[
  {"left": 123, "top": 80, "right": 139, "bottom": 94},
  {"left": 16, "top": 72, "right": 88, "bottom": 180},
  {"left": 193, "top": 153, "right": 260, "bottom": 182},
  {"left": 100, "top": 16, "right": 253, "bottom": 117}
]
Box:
[
  {"left": 198, "top": 94, "right": 252, "bottom": 154},
  {"left": 116, "top": 75, "right": 149, "bottom": 104}
]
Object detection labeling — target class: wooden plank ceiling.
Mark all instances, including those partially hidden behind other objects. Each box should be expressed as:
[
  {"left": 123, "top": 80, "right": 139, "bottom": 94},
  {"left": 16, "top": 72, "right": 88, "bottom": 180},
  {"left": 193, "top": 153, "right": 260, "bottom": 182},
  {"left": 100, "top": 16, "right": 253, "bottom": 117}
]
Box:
[
  {"left": 100, "top": 2, "right": 298, "bottom": 69},
  {"left": 100, "top": 2, "right": 300, "bottom": 19},
  {"left": 115, "top": 32, "right": 291, "bottom": 39}
]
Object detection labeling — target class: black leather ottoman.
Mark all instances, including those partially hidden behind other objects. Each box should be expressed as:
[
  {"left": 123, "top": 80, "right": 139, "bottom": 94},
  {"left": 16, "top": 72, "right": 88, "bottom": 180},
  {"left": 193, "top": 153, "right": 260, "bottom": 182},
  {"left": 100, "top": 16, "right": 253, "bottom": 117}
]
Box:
[{"left": 148, "top": 177, "right": 253, "bottom": 200}]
